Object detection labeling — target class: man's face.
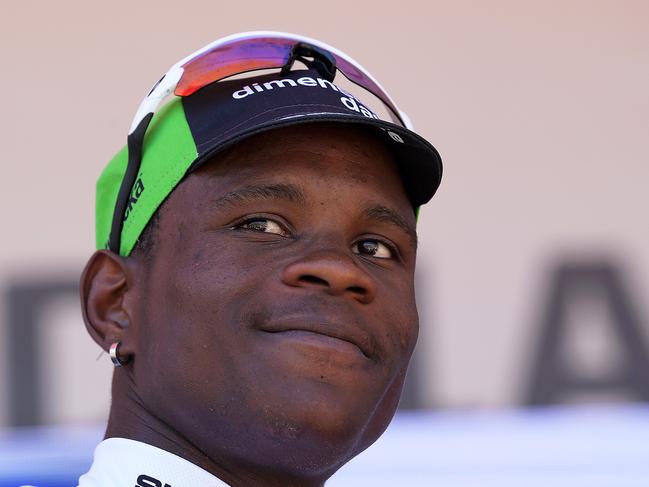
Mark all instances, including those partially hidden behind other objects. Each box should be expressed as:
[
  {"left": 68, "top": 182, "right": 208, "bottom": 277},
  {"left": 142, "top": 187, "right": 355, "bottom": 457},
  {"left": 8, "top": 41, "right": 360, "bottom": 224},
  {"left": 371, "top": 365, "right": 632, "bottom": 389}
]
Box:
[{"left": 129, "top": 123, "right": 419, "bottom": 475}]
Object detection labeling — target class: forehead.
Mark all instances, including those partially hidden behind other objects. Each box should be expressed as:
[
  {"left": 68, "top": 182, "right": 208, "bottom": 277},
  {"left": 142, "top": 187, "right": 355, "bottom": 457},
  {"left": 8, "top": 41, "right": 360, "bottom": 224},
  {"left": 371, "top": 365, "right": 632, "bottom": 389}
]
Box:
[
  {"left": 194, "top": 123, "right": 409, "bottom": 202},
  {"left": 150, "top": 122, "right": 419, "bottom": 258}
]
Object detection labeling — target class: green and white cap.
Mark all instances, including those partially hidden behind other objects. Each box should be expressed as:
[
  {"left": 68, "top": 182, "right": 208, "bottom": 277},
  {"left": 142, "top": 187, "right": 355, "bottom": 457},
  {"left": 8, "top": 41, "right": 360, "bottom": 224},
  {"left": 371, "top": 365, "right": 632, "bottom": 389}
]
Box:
[{"left": 96, "top": 68, "right": 443, "bottom": 256}]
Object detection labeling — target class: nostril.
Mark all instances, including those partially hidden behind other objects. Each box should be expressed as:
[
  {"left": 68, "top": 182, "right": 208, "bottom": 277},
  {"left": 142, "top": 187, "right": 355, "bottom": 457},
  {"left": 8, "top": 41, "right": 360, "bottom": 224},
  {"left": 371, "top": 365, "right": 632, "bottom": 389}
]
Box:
[
  {"left": 282, "top": 259, "right": 375, "bottom": 303},
  {"left": 299, "top": 274, "right": 328, "bottom": 286},
  {"left": 348, "top": 286, "right": 367, "bottom": 295}
]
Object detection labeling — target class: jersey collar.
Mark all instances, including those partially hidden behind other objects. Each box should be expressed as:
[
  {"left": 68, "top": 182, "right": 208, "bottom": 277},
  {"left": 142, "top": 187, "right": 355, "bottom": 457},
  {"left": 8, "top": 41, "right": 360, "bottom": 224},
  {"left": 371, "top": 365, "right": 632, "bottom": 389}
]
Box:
[{"left": 78, "top": 437, "right": 229, "bottom": 486}]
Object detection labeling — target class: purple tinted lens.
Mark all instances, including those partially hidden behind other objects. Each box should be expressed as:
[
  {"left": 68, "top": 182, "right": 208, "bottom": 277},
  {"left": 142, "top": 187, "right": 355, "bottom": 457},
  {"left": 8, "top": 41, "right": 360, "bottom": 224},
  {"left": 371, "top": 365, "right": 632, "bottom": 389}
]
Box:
[
  {"left": 333, "top": 55, "right": 403, "bottom": 125},
  {"left": 177, "top": 38, "right": 294, "bottom": 96},
  {"left": 175, "top": 36, "right": 404, "bottom": 126}
]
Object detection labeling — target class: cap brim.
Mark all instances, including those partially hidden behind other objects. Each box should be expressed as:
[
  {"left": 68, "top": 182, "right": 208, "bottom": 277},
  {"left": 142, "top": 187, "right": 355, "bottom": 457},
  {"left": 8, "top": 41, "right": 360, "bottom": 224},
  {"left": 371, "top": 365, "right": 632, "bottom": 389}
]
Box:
[{"left": 181, "top": 69, "right": 442, "bottom": 209}]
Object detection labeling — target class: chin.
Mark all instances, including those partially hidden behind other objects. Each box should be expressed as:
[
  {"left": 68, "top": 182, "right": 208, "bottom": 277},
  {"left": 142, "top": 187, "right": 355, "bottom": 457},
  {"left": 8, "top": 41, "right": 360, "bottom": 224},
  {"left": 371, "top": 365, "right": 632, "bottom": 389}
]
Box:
[
  {"left": 250, "top": 415, "right": 369, "bottom": 480},
  {"left": 246, "top": 374, "right": 405, "bottom": 478}
]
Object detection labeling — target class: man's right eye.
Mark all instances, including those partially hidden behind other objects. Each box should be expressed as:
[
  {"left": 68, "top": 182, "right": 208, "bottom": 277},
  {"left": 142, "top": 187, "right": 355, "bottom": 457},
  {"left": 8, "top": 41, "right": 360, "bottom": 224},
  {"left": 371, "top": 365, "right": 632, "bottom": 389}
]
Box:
[{"left": 233, "top": 218, "right": 289, "bottom": 237}]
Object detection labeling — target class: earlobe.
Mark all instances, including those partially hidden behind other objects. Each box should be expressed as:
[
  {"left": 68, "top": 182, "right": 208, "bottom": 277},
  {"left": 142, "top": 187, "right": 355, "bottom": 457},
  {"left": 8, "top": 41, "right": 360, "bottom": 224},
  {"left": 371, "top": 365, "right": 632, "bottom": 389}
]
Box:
[{"left": 80, "top": 250, "right": 136, "bottom": 361}]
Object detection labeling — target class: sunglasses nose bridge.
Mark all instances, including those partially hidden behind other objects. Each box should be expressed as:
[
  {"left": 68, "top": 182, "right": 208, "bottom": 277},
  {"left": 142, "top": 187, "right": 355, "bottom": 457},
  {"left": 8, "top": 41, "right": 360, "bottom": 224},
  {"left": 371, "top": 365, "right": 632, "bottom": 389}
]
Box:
[{"left": 280, "top": 42, "right": 337, "bottom": 82}]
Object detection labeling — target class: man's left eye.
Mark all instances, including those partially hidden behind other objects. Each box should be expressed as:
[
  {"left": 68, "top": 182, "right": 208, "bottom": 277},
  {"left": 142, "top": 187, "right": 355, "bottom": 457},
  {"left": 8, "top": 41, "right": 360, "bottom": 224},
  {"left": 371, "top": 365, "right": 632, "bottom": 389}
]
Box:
[
  {"left": 236, "top": 218, "right": 288, "bottom": 236},
  {"left": 352, "top": 239, "right": 393, "bottom": 259}
]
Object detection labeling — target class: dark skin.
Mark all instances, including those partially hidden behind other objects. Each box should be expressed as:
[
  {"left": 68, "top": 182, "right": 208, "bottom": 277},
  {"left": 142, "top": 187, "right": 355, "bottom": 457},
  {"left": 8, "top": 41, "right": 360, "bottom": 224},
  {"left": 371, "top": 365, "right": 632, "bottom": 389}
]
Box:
[{"left": 81, "top": 123, "right": 419, "bottom": 486}]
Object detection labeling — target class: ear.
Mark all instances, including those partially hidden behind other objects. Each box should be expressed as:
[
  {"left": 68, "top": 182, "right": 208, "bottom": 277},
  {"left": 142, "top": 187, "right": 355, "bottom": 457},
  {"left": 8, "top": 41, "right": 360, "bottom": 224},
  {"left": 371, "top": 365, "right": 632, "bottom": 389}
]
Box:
[{"left": 80, "top": 250, "right": 137, "bottom": 361}]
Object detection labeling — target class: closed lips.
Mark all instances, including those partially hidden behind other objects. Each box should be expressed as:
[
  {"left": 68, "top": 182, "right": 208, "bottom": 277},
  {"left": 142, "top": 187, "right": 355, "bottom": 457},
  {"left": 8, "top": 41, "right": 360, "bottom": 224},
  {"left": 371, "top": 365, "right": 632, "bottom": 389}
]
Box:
[{"left": 259, "top": 318, "right": 376, "bottom": 361}]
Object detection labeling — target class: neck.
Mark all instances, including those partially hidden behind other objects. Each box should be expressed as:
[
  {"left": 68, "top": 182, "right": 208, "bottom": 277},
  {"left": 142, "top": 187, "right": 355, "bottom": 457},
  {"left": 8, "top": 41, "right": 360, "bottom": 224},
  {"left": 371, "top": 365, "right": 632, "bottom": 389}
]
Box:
[{"left": 105, "top": 370, "right": 328, "bottom": 487}]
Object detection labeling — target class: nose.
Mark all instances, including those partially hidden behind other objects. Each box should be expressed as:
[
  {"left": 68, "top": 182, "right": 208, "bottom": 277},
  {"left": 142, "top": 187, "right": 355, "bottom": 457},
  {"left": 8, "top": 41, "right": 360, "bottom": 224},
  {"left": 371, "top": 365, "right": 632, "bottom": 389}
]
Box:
[{"left": 281, "top": 250, "right": 376, "bottom": 304}]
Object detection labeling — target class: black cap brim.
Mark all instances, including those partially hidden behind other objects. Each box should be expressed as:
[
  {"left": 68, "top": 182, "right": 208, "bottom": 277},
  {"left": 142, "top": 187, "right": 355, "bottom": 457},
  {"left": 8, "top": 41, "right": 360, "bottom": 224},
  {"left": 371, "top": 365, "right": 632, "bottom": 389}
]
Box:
[{"left": 182, "top": 69, "right": 443, "bottom": 208}]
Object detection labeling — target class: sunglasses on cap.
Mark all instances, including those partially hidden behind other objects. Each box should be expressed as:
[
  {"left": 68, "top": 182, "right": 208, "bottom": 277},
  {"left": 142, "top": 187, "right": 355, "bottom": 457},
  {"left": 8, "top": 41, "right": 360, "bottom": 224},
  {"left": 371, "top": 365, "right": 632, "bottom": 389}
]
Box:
[{"left": 109, "top": 31, "right": 415, "bottom": 254}]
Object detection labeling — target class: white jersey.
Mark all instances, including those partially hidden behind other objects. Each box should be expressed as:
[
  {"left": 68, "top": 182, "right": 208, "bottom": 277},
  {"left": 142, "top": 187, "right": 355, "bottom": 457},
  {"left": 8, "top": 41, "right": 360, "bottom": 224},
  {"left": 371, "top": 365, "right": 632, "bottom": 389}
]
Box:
[{"left": 77, "top": 438, "right": 229, "bottom": 486}]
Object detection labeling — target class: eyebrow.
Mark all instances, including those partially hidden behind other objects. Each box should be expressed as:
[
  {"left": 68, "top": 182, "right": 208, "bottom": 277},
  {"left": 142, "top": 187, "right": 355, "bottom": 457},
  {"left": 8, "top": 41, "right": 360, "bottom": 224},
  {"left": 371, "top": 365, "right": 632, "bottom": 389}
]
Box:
[
  {"left": 363, "top": 204, "right": 418, "bottom": 248},
  {"left": 210, "top": 183, "right": 417, "bottom": 246},
  {"left": 210, "top": 183, "right": 306, "bottom": 211}
]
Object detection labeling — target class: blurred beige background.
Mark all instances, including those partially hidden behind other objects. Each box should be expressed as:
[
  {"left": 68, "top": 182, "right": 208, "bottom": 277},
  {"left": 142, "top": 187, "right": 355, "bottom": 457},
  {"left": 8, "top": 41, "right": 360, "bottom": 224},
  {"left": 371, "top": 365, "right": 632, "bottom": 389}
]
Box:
[{"left": 1, "top": 0, "right": 647, "bottom": 426}]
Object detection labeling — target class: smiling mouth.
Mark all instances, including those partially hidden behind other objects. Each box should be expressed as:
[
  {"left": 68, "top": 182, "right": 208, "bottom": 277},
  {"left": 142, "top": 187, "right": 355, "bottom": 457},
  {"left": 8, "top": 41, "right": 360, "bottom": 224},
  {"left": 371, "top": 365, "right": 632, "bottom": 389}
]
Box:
[{"left": 263, "top": 329, "right": 371, "bottom": 361}]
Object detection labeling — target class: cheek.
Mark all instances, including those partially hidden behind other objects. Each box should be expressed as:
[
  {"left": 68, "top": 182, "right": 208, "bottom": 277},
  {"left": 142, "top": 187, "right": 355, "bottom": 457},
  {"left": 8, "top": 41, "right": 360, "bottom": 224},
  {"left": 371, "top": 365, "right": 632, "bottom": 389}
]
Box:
[
  {"left": 375, "top": 274, "right": 419, "bottom": 363},
  {"left": 133, "top": 239, "right": 272, "bottom": 410}
]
